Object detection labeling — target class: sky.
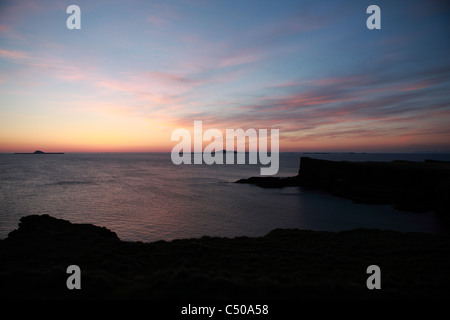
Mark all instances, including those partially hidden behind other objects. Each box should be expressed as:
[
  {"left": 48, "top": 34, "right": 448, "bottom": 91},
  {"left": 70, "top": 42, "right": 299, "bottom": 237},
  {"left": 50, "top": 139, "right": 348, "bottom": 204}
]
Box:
[{"left": 0, "top": 0, "right": 449, "bottom": 153}]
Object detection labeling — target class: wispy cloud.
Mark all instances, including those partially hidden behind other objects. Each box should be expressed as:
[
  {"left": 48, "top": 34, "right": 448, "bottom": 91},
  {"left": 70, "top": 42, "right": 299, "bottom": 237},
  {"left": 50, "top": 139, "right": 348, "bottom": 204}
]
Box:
[
  {"left": 169, "top": 59, "right": 450, "bottom": 150},
  {"left": 0, "top": 48, "right": 30, "bottom": 60},
  {"left": 1, "top": 0, "right": 449, "bottom": 152},
  {"left": 0, "top": 47, "right": 95, "bottom": 85},
  {"left": 146, "top": 4, "right": 180, "bottom": 29}
]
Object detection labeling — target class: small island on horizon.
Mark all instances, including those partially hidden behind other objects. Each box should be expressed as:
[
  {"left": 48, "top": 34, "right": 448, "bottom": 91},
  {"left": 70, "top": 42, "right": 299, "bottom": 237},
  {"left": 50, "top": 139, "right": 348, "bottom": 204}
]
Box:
[{"left": 14, "top": 150, "right": 64, "bottom": 155}]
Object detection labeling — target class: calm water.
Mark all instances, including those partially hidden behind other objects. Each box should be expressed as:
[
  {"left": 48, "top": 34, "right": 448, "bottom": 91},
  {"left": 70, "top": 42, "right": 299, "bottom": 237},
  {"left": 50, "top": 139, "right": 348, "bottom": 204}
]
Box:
[{"left": 1, "top": 152, "right": 449, "bottom": 242}]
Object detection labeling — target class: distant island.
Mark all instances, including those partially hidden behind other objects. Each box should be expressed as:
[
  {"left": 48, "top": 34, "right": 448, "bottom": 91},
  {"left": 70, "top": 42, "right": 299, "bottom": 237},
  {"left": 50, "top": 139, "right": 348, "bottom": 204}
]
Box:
[{"left": 14, "top": 150, "right": 64, "bottom": 154}]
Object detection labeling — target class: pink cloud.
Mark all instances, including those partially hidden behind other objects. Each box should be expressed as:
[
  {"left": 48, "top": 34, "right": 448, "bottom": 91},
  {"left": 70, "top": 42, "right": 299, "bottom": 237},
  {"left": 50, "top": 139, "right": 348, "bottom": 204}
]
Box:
[
  {"left": 145, "top": 3, "right": 180, "bottom": 29},
  {"left": 0, "top": 49, "right": 30, "bottom": 60},
  {"left": 219, "top": 49, "right": 265, "bottom": 68},
  {"left": 259, "top": 93, "right": 356, "bottom": 112},
  {"left": 397, "top": 81, "right": 434, "bottom": 91},
  {"left": 147, "top": 16, "right": 168, "bottom": 28},
  {"left": 0, "top": 46, "right": 97, "bottom": 84},
  {"left": 306, "top": 76, "right": 368, "bottom": 87},
  {"left": 96, "top": 78, "right": 184, "bottom": 107},
  {"left": 0, "top": 24, "right": 10, "bottom": 34}
]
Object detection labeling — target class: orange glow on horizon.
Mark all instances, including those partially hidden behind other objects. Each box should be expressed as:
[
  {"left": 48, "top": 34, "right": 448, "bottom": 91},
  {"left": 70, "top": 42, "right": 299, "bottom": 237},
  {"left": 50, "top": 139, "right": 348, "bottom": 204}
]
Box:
[{"left": 2, "top": 124, "right": 449, "bottom": 153}]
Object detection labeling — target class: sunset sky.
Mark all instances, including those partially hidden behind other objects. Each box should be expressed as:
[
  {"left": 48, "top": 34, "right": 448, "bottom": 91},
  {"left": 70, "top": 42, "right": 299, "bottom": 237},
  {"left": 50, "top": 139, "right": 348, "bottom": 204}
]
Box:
[{"left": 1, "top": 0, "right": 449, "bottom": 153}]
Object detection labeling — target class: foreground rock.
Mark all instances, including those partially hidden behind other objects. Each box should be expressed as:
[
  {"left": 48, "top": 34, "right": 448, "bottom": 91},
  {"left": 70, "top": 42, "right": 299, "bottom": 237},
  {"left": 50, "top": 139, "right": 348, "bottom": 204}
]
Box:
[
  {"left": 1, "top": 215, "right": 450, "bottom": 299},
  {"left": 236, "top": 157, "right": 450, "bottom": 215},
  {"left": 7, "top": 214, "right": 120, "bottom": 243}
]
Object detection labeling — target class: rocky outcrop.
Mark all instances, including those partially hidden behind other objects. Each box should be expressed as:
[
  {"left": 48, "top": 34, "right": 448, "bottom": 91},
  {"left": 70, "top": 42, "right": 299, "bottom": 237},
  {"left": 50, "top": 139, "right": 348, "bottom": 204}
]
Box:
[
  {"left": 7, "top": 214, "right": 120, "bottom": 243},
  {"left": 236, "top": 157, "right": 450, "bottom": 215},
  {"left": 235, "top": 176, "right": 300, "bottom": 188}
]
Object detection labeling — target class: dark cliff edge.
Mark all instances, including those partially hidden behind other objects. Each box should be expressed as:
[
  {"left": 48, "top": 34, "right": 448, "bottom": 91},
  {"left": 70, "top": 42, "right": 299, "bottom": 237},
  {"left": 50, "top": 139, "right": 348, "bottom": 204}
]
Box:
[
  {"left": 236, "top": 157, "right": 450, "bottom": 216},
  {"left": 1, "top": 214, "right": 450, "bottom": 299}
]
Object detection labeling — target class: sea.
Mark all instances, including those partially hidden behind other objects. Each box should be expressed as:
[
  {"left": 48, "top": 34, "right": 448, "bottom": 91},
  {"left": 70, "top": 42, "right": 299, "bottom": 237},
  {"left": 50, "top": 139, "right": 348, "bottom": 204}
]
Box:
[{"left": 1, "top": 152, "right": 449, "bottom": 242}]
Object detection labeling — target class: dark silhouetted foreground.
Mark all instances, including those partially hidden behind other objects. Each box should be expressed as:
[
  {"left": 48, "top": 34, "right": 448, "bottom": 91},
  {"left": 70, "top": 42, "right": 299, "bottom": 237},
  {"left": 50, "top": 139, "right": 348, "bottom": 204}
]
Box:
[{"left": 1, "top": 215, "right": 450, "bottom": 299}]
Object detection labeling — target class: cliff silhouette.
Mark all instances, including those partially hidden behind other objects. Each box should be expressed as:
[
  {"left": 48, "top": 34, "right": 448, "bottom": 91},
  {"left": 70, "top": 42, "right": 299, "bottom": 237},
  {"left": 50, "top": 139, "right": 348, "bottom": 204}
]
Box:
[{"left": 236, "top": 157, "right": 450, "bottom": 216}]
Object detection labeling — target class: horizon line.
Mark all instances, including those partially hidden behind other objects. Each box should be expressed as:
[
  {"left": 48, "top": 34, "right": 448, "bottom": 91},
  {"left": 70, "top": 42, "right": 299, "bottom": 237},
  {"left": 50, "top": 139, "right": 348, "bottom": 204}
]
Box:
[{"left": 2, "top": 151, "right": 450, "bottom": 155}]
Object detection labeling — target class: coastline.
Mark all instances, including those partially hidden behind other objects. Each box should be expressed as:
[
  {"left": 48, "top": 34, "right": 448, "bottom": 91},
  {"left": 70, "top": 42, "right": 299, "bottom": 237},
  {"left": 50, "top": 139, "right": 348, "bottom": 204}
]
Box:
[
  {"left": 1, "top": 214, "right": 450, "bottom": 299},
  {"left": 236, "top": 157, "right": 450, "bottom": 217}
]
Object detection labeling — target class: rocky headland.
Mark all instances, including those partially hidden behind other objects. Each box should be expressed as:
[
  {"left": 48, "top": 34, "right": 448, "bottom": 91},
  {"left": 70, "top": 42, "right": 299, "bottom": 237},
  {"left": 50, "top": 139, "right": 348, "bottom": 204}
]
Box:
[{"left": 236, "top": 157, "right": 450, "bottom": 216}]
